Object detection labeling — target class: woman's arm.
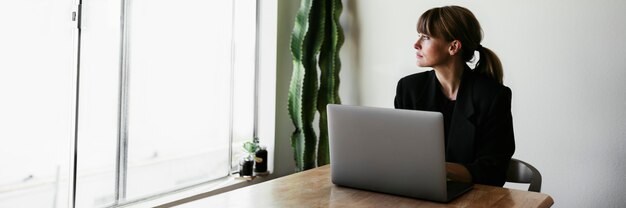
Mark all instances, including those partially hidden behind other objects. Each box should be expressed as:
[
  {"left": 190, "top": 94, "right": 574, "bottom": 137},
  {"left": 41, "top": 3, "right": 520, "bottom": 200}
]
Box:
[
  {"left": 394, "top": 78, "right": 404, "bottom": 109},
  {"left": 464, "top": 87, "right": 515, "bottom": 186}
]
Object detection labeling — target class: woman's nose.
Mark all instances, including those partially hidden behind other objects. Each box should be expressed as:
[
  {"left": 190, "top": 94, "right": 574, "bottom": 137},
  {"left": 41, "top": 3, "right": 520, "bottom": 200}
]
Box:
[{"left": 414, "top": 39, "right": 421, "bottom": 50}]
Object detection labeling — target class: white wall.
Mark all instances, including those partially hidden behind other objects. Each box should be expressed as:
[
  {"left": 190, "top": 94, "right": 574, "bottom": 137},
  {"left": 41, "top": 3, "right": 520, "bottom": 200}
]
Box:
[
  {"left": 274, "top": 0, "right": 298, "bottom": 176},
  {"left": 275, "top": 0, "right": 626, "bottom": 207}
]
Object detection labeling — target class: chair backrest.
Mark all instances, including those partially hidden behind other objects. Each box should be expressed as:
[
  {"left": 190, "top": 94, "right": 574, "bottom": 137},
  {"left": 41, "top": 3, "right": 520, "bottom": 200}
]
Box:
[{"left": 506, "top": 158, "right": 542, "bottom": 192}]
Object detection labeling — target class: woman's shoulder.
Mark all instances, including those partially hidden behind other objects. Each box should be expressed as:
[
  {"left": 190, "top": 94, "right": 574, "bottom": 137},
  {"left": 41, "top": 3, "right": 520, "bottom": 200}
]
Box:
[
  {"left": 398, "top": 70, "right": 433, "bottom": 84},
  {"left": 466, "top": 71, "right": 512, "bottom": 106},
  {"left": 468, "top": 72, "right": 511, "bottom": 95}
]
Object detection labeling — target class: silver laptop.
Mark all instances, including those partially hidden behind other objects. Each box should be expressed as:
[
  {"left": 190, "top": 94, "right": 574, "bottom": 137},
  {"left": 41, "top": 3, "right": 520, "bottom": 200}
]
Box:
[{"left": 327, "top": 104, "right": 473, "bottom": 203}]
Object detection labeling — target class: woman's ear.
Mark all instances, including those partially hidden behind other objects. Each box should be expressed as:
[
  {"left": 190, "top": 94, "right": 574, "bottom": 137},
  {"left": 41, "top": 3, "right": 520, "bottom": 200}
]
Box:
[{"left": 449, "top": 40, "right": 462, "bottom": 55}]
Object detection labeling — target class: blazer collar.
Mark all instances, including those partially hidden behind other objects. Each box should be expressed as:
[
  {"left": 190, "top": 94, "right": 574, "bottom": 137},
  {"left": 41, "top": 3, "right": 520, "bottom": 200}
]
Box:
[
  {"left": 423, "top": 71, "right": 439, "bottom": 111},
  {"left": 456, "top": 67, "right": 475, "bottom": 118},
  {"left": 447, "top": 67, "right": 476, "bottom": 161}
]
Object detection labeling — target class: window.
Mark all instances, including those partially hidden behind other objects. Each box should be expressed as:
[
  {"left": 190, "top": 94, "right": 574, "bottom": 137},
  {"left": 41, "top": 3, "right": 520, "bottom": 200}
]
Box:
[
  {"left": 0, "top": 1, "right": 74, "bottom": 207},
  {"left": 0, "top": 0, "right": 274, "bottom": 207}
]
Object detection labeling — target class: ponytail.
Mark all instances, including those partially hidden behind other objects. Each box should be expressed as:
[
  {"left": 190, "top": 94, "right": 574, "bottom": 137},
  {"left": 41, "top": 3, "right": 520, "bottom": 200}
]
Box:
[{"left": 475, "top": 46, "right": 503, "bottom": 84}]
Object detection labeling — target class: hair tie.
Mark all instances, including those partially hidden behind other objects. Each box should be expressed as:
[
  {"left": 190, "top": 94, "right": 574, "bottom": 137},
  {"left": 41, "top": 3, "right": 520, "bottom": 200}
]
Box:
[{"left": 476, "top": 44, "right": 483, "bottom": 51}]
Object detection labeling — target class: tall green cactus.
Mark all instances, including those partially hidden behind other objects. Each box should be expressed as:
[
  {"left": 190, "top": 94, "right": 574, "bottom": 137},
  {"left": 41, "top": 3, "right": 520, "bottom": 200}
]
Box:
[
  {"left": 316, "top": 0, "right": 343, "bottom": 167},
  {"left": 288, "top": 0, "right": 343, "bottom": 171}
]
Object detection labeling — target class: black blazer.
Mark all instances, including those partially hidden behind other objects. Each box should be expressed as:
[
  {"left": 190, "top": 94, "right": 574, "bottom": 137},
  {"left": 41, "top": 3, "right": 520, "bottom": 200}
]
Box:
[{"left": 394, "top": 67, "right": 515, "bottom": 186}]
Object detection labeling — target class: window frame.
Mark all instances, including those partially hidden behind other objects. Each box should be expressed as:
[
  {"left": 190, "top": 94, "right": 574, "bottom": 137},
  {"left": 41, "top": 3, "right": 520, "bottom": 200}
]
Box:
[{"left": 67, "top": 0, "right": 276, "bottom": 207}]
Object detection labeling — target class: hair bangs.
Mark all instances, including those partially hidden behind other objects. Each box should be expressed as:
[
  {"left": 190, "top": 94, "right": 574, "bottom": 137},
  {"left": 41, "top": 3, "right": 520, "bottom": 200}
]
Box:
[
  {"left": 417, "top": 9, "right": 437, "bottom": 37},
  {"left": 417, "top": 8, "right": 451, "bottom": 40}
]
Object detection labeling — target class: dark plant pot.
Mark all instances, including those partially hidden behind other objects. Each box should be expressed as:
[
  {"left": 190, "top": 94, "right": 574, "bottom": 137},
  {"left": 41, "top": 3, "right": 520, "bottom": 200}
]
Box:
[
  {"left": 239, "top": 157, "right": 254, "bottom": 176},
  {"left": 254, "top": 146, "right": 268, "bottom": 173}
]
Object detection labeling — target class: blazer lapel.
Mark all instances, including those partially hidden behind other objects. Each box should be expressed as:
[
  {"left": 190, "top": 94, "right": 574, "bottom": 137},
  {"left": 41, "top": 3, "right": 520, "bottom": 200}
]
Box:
[
  {"left": 419, "top": 71, "right": 440, "bottom": 111},
  {"left": 446, "top": 68, "right": 476, "bottom": 163}
]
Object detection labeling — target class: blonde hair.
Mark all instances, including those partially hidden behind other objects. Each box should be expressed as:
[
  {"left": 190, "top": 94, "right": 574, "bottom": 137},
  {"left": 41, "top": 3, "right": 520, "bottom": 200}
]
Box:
[{"left": 417, "top": 6, "right": 503, "bottom": 84}]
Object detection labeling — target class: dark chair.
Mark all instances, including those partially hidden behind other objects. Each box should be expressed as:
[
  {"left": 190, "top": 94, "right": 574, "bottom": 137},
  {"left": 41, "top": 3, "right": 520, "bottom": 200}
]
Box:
[{"left": 506, "top": 158, "right": 542, "bottom": 192}]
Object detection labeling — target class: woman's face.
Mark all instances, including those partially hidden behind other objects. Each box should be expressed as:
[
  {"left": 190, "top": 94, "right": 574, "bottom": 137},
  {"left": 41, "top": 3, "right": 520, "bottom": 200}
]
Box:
[{"left": 413, "top": 33, "right": 452, "bottom": 68}]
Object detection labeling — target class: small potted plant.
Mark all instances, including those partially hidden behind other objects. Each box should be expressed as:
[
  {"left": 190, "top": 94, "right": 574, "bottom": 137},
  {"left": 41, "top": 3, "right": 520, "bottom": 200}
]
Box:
[{"left": 239, "top": 140, "right": 258, "bottom": 177}]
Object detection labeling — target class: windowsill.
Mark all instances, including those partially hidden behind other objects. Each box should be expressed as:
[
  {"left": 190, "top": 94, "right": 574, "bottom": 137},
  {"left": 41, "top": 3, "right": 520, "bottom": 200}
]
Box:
[
  {"left": 116, "top": 172, "right": 275, "bottom": 208},
  {"left": 119, "top": 1, "right": 278, "bottom": 207}
]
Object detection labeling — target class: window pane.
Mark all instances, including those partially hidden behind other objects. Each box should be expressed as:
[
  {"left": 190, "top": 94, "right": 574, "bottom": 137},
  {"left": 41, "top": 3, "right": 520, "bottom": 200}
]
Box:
[
  {"left": 231, "top": 0, "right": 257, "bottom": 171},
  {"left": 0, "top": 1, "right": 74, "bottom": 207},
  {"left": 125, "top": 0, "right": 233, "bottom": 199},
  {"left": 75, "top": 0, "right": 122, "bottom": 207}
]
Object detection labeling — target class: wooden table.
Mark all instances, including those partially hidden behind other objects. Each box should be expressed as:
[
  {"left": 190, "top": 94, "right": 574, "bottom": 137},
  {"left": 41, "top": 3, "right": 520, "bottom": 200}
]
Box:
[{"left": 180, "top": 165, "right": 554, "bottom": 207}]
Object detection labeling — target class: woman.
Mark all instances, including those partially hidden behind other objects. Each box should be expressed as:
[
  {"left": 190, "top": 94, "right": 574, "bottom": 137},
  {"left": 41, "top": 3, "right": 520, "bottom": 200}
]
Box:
[{"left": 394, "top": 6, "right": 515, "bottom": 186}]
